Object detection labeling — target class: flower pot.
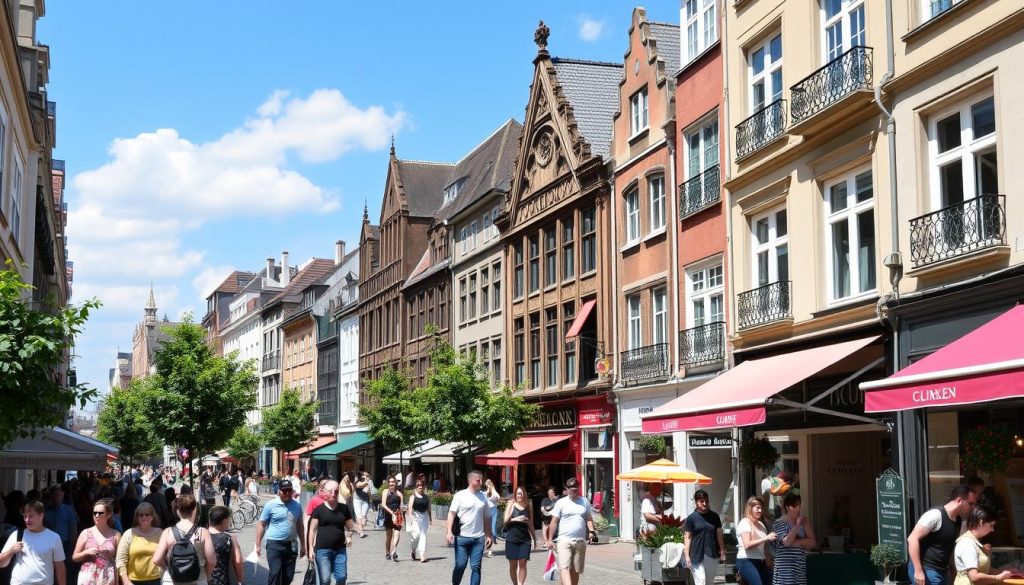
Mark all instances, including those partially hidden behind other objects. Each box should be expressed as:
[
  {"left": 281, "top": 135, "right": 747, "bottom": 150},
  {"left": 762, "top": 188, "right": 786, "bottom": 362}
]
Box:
[{"left": 640, "top": 546, "right": 689, "bottom": 584}]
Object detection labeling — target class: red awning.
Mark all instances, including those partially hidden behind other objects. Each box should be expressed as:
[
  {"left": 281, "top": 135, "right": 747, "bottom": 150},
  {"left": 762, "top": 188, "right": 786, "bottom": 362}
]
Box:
[
  {"left": 565, "top": 299, "right": 596, "bottom": 340},
  {"left": 642, "top": 336, "right": 878, "bottom": 433},
  {"left": 285, "top": 436, "right": 336, "bottom": 460},
  {"left": 862, "top": 305, "right": 1024, "bottom": 413},
  {"left": 475, "top": 433, "right": 573, "bottom": 467}
]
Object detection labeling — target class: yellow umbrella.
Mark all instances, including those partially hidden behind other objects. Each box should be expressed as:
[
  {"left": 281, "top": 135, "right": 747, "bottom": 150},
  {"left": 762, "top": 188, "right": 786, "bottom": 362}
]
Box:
[{"left": 616, "top": 459, "right": 712, "bottom": 484}]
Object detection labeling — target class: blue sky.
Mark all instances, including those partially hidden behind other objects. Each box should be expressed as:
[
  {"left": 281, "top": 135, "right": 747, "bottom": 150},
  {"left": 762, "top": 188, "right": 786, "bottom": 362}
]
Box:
[{"left": 40, "top": 1, "right": 678, "bottom": 401}]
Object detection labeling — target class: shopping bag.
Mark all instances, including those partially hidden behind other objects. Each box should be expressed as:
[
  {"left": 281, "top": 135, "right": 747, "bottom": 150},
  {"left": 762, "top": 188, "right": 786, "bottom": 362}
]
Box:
[
  {"left": 543, "top": 549, "right": 558, "bottom": 581},
  {"left": 302, "top": 560, "right": 316, "bottom": 585},
  {"left": 244, "top": 545, "right": 259, "bottom": 565},
  {"left": 375, "top": 507, "right": 386, "bottom": 528}
]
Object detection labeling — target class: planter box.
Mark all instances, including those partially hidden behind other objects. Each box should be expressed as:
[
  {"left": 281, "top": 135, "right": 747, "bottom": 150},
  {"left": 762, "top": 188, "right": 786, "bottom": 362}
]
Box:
[
  {"left": 433, "top": 504, "right": 450, "bottom": 521},
  {"left": 640, "top": 546, "right": 689, "bottom": 584}
]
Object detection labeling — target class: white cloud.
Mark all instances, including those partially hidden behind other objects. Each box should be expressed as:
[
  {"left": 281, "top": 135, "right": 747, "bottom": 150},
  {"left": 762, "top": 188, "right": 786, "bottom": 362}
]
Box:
[
  {"left": 577, "top": 16, "right": 605, "bottom": 41},
  {"left": 192, "top": 265, "right": 238, "bottom": 300}
]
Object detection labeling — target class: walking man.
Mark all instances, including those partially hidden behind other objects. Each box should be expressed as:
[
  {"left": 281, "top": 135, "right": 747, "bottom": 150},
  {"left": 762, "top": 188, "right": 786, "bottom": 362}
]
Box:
[
  {"left": 447, "top": 470, "right": 492, "bottom": 585},
  {"left": 545, "top": 477, "right": 597, "bottom": 585},
  {"left": 308, "top": 480, "right": 357, "bottom": 585},
  {"left": 256, "top": 480, "right": 305, "bottom": 585},
  {"left": 908, "top": 484, "right": 976, "bottom": 585},
  {"left": 42, "top": 486, "right": 78, "bottom": 585}
]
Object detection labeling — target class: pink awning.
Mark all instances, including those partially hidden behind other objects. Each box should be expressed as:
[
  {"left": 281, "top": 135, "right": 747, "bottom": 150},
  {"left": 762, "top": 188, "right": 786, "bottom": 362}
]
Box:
[
  {"left": 862, "top": 305, "right": 1024, "bottom": 413},
  {"left": 565, "top": 300, "right": 596, "bottom": 340},
  {"left": 475, "top": 433, "right": 573, "bottom": 467},
  {"left": 641, "top": 336, "right": 878, "bottom": 433}
]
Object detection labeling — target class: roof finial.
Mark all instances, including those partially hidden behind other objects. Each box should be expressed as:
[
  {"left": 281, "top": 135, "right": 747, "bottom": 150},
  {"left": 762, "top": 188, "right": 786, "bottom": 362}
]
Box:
[
  {"left": 535, "top": 20, "right": 550, "bottom": 52},
  {"left": 146, "top": 281, "right": 156, "bottom": 310},
  {"left": 390, "top": 135, "right": 395, "bottom": 157},
  {"left": 363, "top": 200, "right": 369, "bottom": 222}
]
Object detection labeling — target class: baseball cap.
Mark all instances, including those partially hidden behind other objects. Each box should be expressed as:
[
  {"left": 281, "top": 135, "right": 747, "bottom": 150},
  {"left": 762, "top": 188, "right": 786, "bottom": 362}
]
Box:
[{"left": 278, "top": 482, "right": 293, "bottom": 491}]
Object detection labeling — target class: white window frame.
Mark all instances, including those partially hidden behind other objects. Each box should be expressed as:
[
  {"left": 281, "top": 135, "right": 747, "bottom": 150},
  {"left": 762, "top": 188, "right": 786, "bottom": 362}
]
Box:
[
  {"left": 10, "top": 157, "right": 21, "bottom": 248},
  {"left": 470, "top": 221, "right": 478, "bottom": 249},
  {"left": 922, "top": 0, "right": 964, "bottom": 22},
  {"left": 684, "top": 0, "right": 718, "bottom": 64},
  {"left": 482, "top": 213, "right": 492, "bottom": 242},
  {"left": 822, "top": 0, "right": 866, "bottom": 63},
  {"left": 460, "top": 226, "right": 467, "bottom": 254},
  {"left": 630, "top": 88, "right": 649, "bottom": 135},
  {"left": 748, "top": 33, "right": 783, "bottom": 114},
  {"left": 627, "top": 295, "right": 642, "bottom": 350},
  {"left": 751, "top": 207, "right": 789, "bottom": 287},
  {"left": 824, "top": 168, "right": 876, "bottom": 303},
  {"left": 0, "top": 112, "right": 6, "bottom": 217},
  {"left": 648, "top": 176, "right": 665, "bottom": 232},
  {"left": 686, "top": 261, "right": 725, "bottom": 328},
  {"left": 652, "top": 287, "right": 668, "bottom": 345},
  {"left": 927, "top": 93, "right": 997, "bottom": 211},
  {"left": 684, "top": 116, "right": 719, "bottom": 180},
  {"left": 624, "top": 187, "right": 640, "bottom": 244}
]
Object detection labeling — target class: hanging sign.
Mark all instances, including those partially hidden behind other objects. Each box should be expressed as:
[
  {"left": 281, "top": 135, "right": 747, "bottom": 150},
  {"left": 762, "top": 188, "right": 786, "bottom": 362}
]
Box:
[
  {"left": 876, "top": 468, "right": 907, "bottom": 561},
  {"left": 688, "top": 435, "right": 732, "bottom": 449}
]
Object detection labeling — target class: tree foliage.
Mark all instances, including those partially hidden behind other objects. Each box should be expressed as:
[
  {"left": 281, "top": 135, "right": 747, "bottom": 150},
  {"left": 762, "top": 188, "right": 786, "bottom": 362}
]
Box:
[
  {"left": 96, "top": 379, "right": 162, "bottom": 464},
  {"left": 225, "top": 425, "right": 263, "bottom": 463},
  {"left": 0, "top": 263, "right": 101, "bottom": 448},
  {"left": 261, "top": 388, "right": 318, "bottom": 454},
  {"left": 357, "top": 365, "right": 427, "bottom": 454}
]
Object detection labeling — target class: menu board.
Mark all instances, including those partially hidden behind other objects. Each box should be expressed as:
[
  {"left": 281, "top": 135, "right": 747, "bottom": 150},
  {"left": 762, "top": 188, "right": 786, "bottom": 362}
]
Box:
[
  {"left": 1003, "top": 479, "right": 1024, "bottom": 544},
  {"left": 876, "top": 468, "right": 907, "bottom": 561}
]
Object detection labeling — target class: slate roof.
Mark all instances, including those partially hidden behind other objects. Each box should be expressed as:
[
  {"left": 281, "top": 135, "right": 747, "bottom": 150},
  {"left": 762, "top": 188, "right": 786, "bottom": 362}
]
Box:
[
  {"left": 395, "top": 160, "right": 455, "bottom": 218},
  {"left": 648, "top": 22, "right": 681, "bottom": 76},
  {"left": 267, "top": 258, "right": 336, "bottom": 306},
  {"left": 436, "top": 119, "right": 522, "bottom": 222},
  {"left": 550, "top": 58, "right": 623, "bottom": 160},
  {"left": 212, "top": 271, "right": 257, "bottom": 296}
]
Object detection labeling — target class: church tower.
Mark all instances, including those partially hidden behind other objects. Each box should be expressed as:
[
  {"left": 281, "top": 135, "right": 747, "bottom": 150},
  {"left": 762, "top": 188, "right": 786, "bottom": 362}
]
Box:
[{"left": 144, "top": 283, "right": 157, "bottom": 324}]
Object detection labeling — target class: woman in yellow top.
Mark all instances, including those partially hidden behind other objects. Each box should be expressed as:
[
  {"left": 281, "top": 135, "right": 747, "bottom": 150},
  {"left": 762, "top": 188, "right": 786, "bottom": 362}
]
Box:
[
  {"left": 953, "top": 506, "right": 1013, "bottom": 585},
  {"left": 116, "top": 503, "right": 164, "bottom": 585}
]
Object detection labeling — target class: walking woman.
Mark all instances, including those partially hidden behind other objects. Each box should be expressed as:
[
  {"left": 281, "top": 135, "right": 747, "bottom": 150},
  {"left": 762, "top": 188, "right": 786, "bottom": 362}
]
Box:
[
  {"left": 503, "top": 486, "right": 537, "bottom": 585},
  {"left": 207, "top": 507, "right": 243, "bottom": 585},
  {"left": 116, "top": 502, "right": 163, "bottom": 585},
  {"left": 73, "top": 499, "right": 120, "bottom": 585},
  {"left": 406, "top": 481, "right": 431, "bottom": 562},
  {"left": 540, "top": 487, "right": 557, "bottom": 545},
  {"left": 772, "top": 493, "right": 816, "bottom": 585},
  {"left": 352, "top": 473, "right": 370, "bottom": 537},
  {"left": 380, "top": 478, "right": 404, "bottom": 561},
  {"left": 953, "top": 506, "right": 1014, "bottom": 584},
  {"left": 736, "top": 497, "right": 776, "bottom": 585},
  {"left": 483, "top": 479, "right": 500, "bottom": 558},
  {"left": 153, "top": 495, "right": 216, "bottom": 585}
]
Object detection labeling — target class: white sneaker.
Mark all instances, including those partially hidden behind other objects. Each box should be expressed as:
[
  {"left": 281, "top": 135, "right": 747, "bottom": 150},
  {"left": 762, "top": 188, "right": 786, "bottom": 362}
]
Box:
[{"left": 486, "top": 550, "right": 493, "bottom": 558}]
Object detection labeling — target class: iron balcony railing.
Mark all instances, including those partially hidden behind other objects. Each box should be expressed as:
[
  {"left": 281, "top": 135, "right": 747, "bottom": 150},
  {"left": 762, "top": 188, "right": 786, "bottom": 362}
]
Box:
[
  {"left": 737, "top": 280, "right": 792, "bottom": 330},
  {"left": 680, "top": 164, "right": 721, "bottom": 218},
  {"left": 679, "top": 321, "right": 726, "bottom": 368},
  {"left": 909, "top": 194, "right": 1005, "bottom": 268},
  {"left": 736, "top": 100, "right": 787, "bottom": 159},
  {"left": 790, "top": 46, "right": 872, "bottom": 124},
  {"left": 317, "top": 386, "right": 337, "bottom": 424},
  {"left": 261, "top": 350, "right": 280, "bottom": 371},
  {"left": 620, "top": 343, "right": 670, "bottom": 383}
]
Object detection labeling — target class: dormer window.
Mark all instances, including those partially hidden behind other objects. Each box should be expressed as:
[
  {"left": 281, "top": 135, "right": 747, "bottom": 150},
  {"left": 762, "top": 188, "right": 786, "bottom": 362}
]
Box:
[{"left": 443, "top": 177, "right": 466, "bottom": 206}]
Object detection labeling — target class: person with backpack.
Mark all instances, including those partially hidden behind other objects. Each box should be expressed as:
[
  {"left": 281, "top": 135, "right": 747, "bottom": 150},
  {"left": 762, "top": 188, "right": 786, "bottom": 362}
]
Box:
[
  {"left": 205, "top": 507, "right": 242, "bottom": 585},
  {"left": 255, "top": 481, "right": 304, "bottom": 585},
  {"left": 0, "top": 500, "right": 67, "bottom": 585},
  {"left": 153, "top": 495, "right": 216, "bottom": 585}
]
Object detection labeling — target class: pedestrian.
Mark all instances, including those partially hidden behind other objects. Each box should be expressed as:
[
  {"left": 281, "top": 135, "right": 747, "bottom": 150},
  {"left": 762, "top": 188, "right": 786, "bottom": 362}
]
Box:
[
  {"left": 352, "top": 474, "right": 370, "bottom": 538},
  {"left": 305, "top": 481, "right": 329, "bottom": 518},
  {"left": 244, "top": 475, "right": 259, "bottom": 505},
  {"left": 163, "top": 489, "right": 177, "bottom": 520},
  {"left": 503, "top": 486, "right": 537, "bottom": 585},
  {"left": 406, "top": 480, "right": 431, "bottom": 562},
  {"left": 218, "top": 474, "right": 230, "bottom": 508},
  {"left": 908, "top": 485, "right": 977, "bottom": 585},
  {"left": 483, "top": 479, "right": 501, "bottom": 557},
  {"left": 289, "top": 471, "right": 302, "bottom": 495},
  {"left": 772, "top": 493, "right": 816, "bottom": 585},
  {"left": 684, "top": 489, "right": 726, "bottom": 585},
  {"left": 639, "top": 484, "right": 663, "bottom": 533},
  {"left": 736, "top": 496, "right": 776, "bottom": 585},
  {"left": 120, "top": 484, "right": 141, "bottom": 534},
  {"left": 72, "top": 499, "right": 120, "bottom": 585},
  {"left": 143, "top": 482, "right": 173, "bottom": 531},
  {"left": 255, "top": 480, "right": 304, "bottom": 585},
  {"left": 308, "top": 480, "right": 357, "bottom": 585},
  {"left": 0, "top": 501, "right": 67, "bottom": 585},
  {"left": 228, "top": 473, "right": 241, "bottom": 508},
  {"left": 540, "top": 487, "right": 557, "bottom": 545},
  {"left": 153, "top": 495, "right": 216, "bottom": 585},
  {"left": 206, "top": 507, "right": 243, "bottom": 585},
  {"left": 380, "top": 478, "right": 404, "bottom": 561},
  {"left": 338, "top": 474, "right": 354, "bottom": 512},
  {"left": 115, "top": 502, "right": 163, "bottom": 585},
  {"left": 545, "top": 477, "right": 596, "bottom": 585},
  {"left": 953, "top": 505, "right": 1012, "bottom": 584},
  {"left": 200, "top": 476, "right": 217, "bottom": 510},
  {"left": 42, "top": 486, "right": 78, "bottom": 578},
  {"left": 447, "top": 470, "right": 492, "bottom": 585}
]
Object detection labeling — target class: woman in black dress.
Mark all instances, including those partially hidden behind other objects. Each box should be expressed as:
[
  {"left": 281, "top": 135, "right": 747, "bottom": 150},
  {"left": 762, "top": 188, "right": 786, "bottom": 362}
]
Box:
[
  {"left": 381, "top": 477, "right": 404, "bottom": 561},
  {"left": 206, "top": 506, "right": 242, "bottom": 585},
  {"left": 540, "top": 487, "right": 558, "bottom": 544},
  {"left": 503, "top": 486, "right": 537, "bottom": 585}
]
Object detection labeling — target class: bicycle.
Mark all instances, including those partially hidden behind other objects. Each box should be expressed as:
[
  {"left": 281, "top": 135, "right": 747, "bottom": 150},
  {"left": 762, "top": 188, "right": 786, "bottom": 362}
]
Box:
[{"left": 238, "top": 495, "right": 262, "bottom": 525}]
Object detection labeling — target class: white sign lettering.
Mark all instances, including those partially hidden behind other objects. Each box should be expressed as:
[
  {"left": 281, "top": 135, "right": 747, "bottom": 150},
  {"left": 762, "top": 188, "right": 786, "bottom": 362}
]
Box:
[
  {"left": 715, "top": 414, "right": 737, "bottom": 425},
  {"left": 912, "top": 386, "right": 957, "bottom": 403}
]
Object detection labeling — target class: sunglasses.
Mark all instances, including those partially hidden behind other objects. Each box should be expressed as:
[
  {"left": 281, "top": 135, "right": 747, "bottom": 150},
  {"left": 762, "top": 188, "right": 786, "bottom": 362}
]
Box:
[{"left": 93, "top": 511, "right": 106, "bottom": 516}]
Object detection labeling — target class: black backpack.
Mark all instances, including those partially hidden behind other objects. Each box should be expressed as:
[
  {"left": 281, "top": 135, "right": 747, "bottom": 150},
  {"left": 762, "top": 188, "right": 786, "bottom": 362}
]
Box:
[{"left": 169, "top": 525, "right": 201, "bottom": 583}]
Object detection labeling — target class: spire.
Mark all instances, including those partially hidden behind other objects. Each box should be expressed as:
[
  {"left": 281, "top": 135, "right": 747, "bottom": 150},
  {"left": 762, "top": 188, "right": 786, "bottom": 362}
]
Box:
[
  {"left": 390, "top": 135, "right": 395, "bottom": 157},
  {"left": 363, "top": 201, "right": 369, "bottom": 223},
  {"left": 144, "top": 282, "right": 157, "bottom": 323}
]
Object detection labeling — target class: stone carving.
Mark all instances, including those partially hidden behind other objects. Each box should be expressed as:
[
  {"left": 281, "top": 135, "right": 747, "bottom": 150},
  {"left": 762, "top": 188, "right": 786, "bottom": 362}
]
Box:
[
  {"left": 535, "top": 20, "right": 550, "bottom": 51},
  {"left": 516, "top": 175, "right": 577, "bottom": 224}
]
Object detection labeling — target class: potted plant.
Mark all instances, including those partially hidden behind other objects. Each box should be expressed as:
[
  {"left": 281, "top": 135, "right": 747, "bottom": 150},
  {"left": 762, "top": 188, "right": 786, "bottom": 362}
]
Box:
[
  {"left": 637, "top": 516, "right": 688, "bottom": 583},
  {"left": 870, "top": 543, "right": 904, "bottom": 584},
  {"left": 431, "top": 491, "right": 453, "bottom": 520},
  {"left": 636, "top": 435, "right": 667, "bottom": 456},
  {"left": 738, "top": 435, "right": 780, "bottom": 473}
]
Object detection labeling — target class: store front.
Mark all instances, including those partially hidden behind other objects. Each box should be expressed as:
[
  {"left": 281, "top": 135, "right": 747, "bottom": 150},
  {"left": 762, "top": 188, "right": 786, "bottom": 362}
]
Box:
[{"left": 308, "top": 431, "right": 374, "bottom": 478}]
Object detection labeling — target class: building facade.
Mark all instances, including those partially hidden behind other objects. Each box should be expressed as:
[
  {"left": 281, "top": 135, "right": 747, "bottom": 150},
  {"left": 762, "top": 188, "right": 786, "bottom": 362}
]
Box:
[{"left": 202, "top": 271, "right": 256, "bottom": 357}]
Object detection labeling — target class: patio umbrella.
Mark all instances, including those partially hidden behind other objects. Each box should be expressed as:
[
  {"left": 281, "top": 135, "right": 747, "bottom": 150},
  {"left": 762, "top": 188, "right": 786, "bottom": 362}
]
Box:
[{"left": 616, "top": 459, "right": 712, "bottom": 484}]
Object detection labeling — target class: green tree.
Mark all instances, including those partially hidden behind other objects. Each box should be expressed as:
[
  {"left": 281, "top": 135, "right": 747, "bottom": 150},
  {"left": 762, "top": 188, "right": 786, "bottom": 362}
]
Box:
[
  {"left": 0, "top": 263, "right": 101, "bottom": 448},
  {"left": 261, "top": 388, "right": 318, "bottom": 456},
  {"left": 357, "top": 364, "right": 427, "bottom": 463},
  {"left": 96, "top": 379, "right": 162, "bottom": 465},
  {"left": 224, "top": 426, "right": 263, "bottom": 470},
  {"left": 143, "top": 315, "right": 258, "bottom": 487}
]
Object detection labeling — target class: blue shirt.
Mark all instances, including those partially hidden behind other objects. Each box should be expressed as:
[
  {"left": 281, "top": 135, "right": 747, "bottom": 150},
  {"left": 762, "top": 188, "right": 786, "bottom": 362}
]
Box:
[
  {"left": 43, "top": 503, "right": 77, "bottom": 544},
  {"left": 260, "top": 497, "right": 302, "bottom": 541}
]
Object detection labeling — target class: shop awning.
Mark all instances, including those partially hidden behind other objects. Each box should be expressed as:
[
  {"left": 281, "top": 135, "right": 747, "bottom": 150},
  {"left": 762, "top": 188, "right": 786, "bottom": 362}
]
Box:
[
  {"left": 642, "top": 336, "right": 881, "bottom": 433},
  {"left": 565, "top": 299, "right": 596, "bottom": 340},
  {"left": 285, "top": 435, "right": 336, "bottom": 460},
  {"left": 862, "top": 305, "right": 1024, "bottom": 413},
  {"left": 382, "top": 440, "right": 441, "bottom": 465},
  {"left": 418, "top": 442, "right": 472, "bottom": 464},
  {"left": 0, "top": 427, "right": 118, "bottom": 472},
  {"left": 475, "top": 433, "right": 573, "bottom": 467},
  {"left": 309, "top": 432, "right": 373, "bottom": 460},
  {"left": 216, "top": 450, "right": 238, "bottom": 464}
]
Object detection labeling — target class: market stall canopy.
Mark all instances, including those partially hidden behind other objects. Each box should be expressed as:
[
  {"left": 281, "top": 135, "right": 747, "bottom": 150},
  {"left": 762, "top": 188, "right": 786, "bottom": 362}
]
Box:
[
  {"left": 417, "top": 442, "right": 474, "bottom": 464},
  {"left": 862, "top": 305, "right": 1024, "bottom": 413},
  {"left": 285, "top": 435, "right": 336, "bottom": 460},
  {"left": 616, "top": 459, "right": 712, "bottom": 484},
  {"left": 475, "top": 433, "right": 573, "bottom": 467},
  {"left": 382, "top": 440, "right": 441, "bottom": 465},
  {"left": 309, "top": 431, "right": 373, "bottom": 460},
  {"left": 0, "top": 427, "right": 118, "bottom": 471},
  {"left": 641, "top": 336, "right": 881, "bottom": 433}
]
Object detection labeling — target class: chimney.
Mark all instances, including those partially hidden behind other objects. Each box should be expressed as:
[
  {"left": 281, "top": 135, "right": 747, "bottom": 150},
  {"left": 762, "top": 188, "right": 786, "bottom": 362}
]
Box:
[
  {"left": 335, "top": 240, "right": 346, "bottom": 265},
  {"left": 266, "top": 258, "right": 276, "bottom": 283},
  {"left": 281, "top": 251, "right": 290, "bottom": 286}
]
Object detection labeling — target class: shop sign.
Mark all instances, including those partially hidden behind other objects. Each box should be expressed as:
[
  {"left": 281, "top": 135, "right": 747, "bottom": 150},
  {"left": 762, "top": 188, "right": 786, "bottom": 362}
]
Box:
[
  {"left": 579, "top": 406, "right": 613, "bottom": 427},
  {"left": 688, "top": 435, "right": 732, "bottom": 449},
  {"left": 529, "top": 407, "right": 577, "bottom": 431},
  {"left": 875, "top": 468, "right": 907, "bottom": 561}
]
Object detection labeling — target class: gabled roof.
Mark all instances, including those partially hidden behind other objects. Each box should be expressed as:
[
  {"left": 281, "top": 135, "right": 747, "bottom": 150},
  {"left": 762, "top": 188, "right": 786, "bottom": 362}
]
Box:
[
  {"left": 402, "top": 249, "right": 452, "bottom": 289},
  {"left": 395, "top": 160, "right": 455, "bottom": 218},
  {"left": 550, "top": 58, "right": 623, "bottom": 159},
  {"left": 648, "top": 22, "right": 681, "bottom": 76},
  {"left": 211, "top": 271, "right": 257, "bottom": 297},
  {"left": 267, "top": 259, "right": 336, "bottom": 306},
  {"left": 436, "top": 119, "right": 523, "bottom": 223}
]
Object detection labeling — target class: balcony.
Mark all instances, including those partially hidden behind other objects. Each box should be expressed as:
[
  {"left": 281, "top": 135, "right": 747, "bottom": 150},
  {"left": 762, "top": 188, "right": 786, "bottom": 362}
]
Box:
[
  {"left": 261, "top": 350, "right": 280, "bottom": 372},
  {"left": 620, "top": 343, "right": 670, "bottom": 384},
  {"left": 790, "top": 46, "right": 873, "bottom": 130},
  {"left": 679, "top": 321, "right": 726, "bottom": 369},
  {"left": 736, "top": 100, "right": 787, "bottom": 160},
  {"left": 909, "top": 195, "right": 1006, "bottom": 269},
  {"left": 317, "top": 386, "right": 337, "bottom": 426},
  {"left": 680, "top": 165, "right": 721, "bottom": 218},
  {"left": 737, "top": 281, "right": 792, "bottom": 330}
]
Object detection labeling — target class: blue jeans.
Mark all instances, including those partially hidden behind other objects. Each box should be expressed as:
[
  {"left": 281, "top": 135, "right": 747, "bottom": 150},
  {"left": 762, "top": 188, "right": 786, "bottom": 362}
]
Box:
[
  {"left": 452, "top": 535, "right": 485, "bottom": 585},
  {"left": 314, "top": 547, "right": 348, "bottom": 585},
  {"left": 908, "top": 564, "right": 948, "bottom": 585},
  {"left": 491, "top": 512, "right": 499, "bottom": 540},
  {"left": 736, "top": 558, "right": 772, "bottom": 585}
]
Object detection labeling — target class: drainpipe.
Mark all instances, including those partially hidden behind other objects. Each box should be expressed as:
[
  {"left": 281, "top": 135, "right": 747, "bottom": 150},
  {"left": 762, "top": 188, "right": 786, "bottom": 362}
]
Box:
[
  {"left": 667, "top": 138, "right": 681, "bottom": 377},
  {"left": 721, "top": 0, "right": 738, "bottom": 370},
  {"left": 609, "top": 166, "right": 620, "bottom": 387}
]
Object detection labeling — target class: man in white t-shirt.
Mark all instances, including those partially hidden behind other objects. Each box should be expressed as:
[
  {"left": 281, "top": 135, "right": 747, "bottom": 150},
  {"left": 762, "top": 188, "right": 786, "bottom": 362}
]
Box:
[
  {"left": 447, "top": 470, "right": 492, "bottom": 585},
  {"left": 640, "top": 483, "right": 663, "bottom": 533},
  {"left": 0, "top": 501, "right": 67, "bottom": 585},
  {"left": 546, "top": 477, "right": 596, "bottom": 585}
]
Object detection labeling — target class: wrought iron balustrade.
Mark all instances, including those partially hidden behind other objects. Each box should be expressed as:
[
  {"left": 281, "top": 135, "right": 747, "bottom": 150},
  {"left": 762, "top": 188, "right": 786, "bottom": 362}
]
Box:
[
  {"left": 680, "top": 165, "right": 721, "bottom": 218},
  {"left": 261, "top": 350, "right": 280, "bottom": 371},
  {"left": 736, "top": 100, "right": 787, "bottom": 159},
  {"left": 620, "top": 343, "right": 670, "bottom": 383},
  {"left": 317, "top": 386, "right": 337, "bottom": 423},
  {"left": 737, "top": 281, "right": 792, "bottom": 330},
  {"left": 790, "top": 46, "right": 872, "bottom": 124},
  {"left": 909, "top": 195, "right": 1005, "bottom": 268},
  {"left": 679, "top": 321, "right": 726, "bottom": 368}
]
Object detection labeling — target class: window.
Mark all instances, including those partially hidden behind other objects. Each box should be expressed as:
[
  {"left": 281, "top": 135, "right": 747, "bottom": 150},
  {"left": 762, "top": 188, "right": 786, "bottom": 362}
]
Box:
[
  {"left": 823, "top": 0, "right": 866, "bottom": 62},
  {"left": 443, "top": 178, "right": 462, "bottom": 205},
  {"left": 460, "top": 227, "right": 468, "bottom": 254},
  {"left": 492, "top": 206, "right": 501, "bottom": 237},
  {"left": 687, "top": 263, "right": 725, "bottom": 327},
  {"left": 928, "top": 95, "right": 998, "bottom": 210},
  {"left": 652, "top": 288, "right": 668, "bottom": 345},
  {"left": 514, "top": 318, "right": 525, "bottom": 387},
  {"left": 925, "top": 0, "right": 964, "bottom": 21},
  {"left": 825, "top": 169, "right": 876, "bottom": 301},
  {"left": 459, "top": 277, "right": 467, "bottom": 323},
  {"left": 562, "top": 217, "right": 575, "bottom": 280},
  {"left": 627, "top": 295, "right": 642, "bottom": 349},
  {"left": 582, "top": 207, "right": 597, "bottom": 273},
  {"left": 686, "top": 118, "right": 719, "bottom": 180},
  {"left": 624, "top": 187, "right": 640, "bottom": 243},
  {"left": 529, "top": 312, "right": 541, "bottom": 389},
  {"left": 0, "top": 116, "right": 5, "bottom": 213},
  {"left": 482, "top": 213, "right": 492, "bottom": 242},
  {"left": 752, "top": 208, "right": 789, "bottom": 286},
  {"left": 528, "top": 235, "right": 540, "bottom": 293},
  {"left": 468, "top": 273, "right": 477, "bottom": 319},
  {"left": 649, "top": 176, "right": 665, "bottom": 232},
  {"left": 630, "top": 88, "right": 649, "bottom": 135},
  {"left": 544, "top": 228, "right": 557, "bottom": 287},
  {"left": 10, "top": 161, "right": 21, "bottom": 246},
  {"left": 684, "top": 0, "right": 717, "bottom": 63},
  {"left": 749, "top": 33, "right": 783, "bottom": 113},
  {"left": 514, "top": 242, "right": 524, "bottom": 298},
  {"left": 492, "top": 261, "right": 501, "bottom": 311},
  {"left": 546, "top": 307, "right": 558, "bottom": 387},
  {"left": 564, "top": 302, "right": 577, "bottom": 384},
  {"left": 470, "top": 221, "right": 478, "bottom": 249},
  {"left": 492, "top": 339, "right": 502, "bottom": 385},
  {"left": 480, "top": 268, "right": 489, "bottom": 317}
]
